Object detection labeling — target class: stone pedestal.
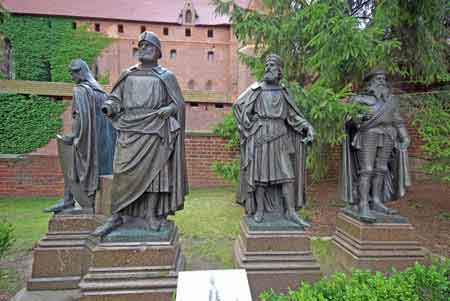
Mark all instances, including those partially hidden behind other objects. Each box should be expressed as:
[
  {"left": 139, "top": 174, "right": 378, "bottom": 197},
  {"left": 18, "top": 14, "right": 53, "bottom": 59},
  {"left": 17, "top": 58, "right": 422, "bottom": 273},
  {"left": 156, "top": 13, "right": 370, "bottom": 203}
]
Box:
[
  {"left": 333, "top": 212, "right": 426, "bottom": 272},
  {"left": 27, "top": 213, "right": 105, "bottom": 290},
  {"left": 78, "top": 222, "right": 184, "bottom": 301},
  {"left": 234, "top": 217, "right": 322, "bottom": 300}
]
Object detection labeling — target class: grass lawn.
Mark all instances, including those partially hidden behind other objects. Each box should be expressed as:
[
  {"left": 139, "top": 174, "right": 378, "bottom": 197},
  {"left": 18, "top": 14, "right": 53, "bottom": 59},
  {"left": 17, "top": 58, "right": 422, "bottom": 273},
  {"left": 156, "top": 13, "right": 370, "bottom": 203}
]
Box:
[{"left": 0, "top": 187, "right": 334, "bottom": 298}]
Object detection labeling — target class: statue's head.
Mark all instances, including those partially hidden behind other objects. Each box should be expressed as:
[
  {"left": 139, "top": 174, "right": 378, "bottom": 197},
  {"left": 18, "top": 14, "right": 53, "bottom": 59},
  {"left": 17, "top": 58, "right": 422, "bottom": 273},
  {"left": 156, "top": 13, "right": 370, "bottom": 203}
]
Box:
[
  {"left": 364, "top": 68, "right": 389, "bottom": 99},
  {"left": 68, "top": 59, "right": 92, "bottom": 84},
  {"left": 137, "top": 31, "right": 162, "bottom": 63},
  {"left": 263, "top": 54, "right": 283, "bottom": 84}
]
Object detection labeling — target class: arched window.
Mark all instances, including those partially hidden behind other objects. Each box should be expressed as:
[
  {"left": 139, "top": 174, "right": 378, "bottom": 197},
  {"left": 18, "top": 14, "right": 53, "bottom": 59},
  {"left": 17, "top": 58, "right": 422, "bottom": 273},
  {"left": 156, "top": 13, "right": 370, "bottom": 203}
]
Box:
[
  {"left": 188, "top": 80, "right": 195, "bottom": 90},
  {"left": 205, "top": 80, "right": 213, "bottom": 91},
  {"left": 207, "top": 51, "right": 214, "bottom": 62},
  {"left": 185, "top": 10, "right": 193, "bottom": 23},
  {"left": 170, "top": 49, "right": 177, "bottom": 60}
]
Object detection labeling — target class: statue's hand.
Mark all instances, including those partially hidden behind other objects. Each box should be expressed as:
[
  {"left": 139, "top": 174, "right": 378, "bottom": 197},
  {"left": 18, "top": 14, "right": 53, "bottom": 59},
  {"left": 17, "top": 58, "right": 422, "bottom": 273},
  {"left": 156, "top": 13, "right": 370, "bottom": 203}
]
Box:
[
  {"left": 399, "top": 136, "right": 410, "bottom": 150},
  {"left": 101, "top": 104, "right": 114, "bottom": 117},
  {"left": 157, "top": 106, "right": 173, "bottom": 120},
  {"left": 302, "top": 123, "right": 315, "bottom": 144},
  {"left": 60, "top": 134, "right": 74, "bottom": 145}
]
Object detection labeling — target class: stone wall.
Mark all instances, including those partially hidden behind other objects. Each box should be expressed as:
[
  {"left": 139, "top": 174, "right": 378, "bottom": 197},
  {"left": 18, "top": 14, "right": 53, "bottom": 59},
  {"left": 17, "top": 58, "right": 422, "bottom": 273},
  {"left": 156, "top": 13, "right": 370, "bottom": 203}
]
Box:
[{"left": 0, "top": 133, "right": 237, "bottom": 197}]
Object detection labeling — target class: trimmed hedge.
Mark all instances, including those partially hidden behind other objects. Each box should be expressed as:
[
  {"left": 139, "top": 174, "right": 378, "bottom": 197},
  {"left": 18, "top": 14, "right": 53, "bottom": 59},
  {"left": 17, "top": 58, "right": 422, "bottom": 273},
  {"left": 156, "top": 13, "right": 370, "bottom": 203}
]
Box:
[{"left": 260, "top": 261, "right": 450, "bottom": 301}]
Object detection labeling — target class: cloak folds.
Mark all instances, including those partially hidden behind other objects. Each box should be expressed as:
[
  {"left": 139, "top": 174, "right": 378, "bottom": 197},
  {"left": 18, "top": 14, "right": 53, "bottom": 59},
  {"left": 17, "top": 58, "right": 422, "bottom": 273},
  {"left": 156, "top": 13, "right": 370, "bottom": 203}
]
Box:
[
  {"left": 68, "top": 84, "right": 98, "bottom": 197},
  {"left": 108, "top": 65, "right": 188, "bottom": 216},
  {"left": 233, "top": 82, "right": 308, "bottom": 215},
  {"left": 338, "top": 102, "right": 411, "bottom": 205}
]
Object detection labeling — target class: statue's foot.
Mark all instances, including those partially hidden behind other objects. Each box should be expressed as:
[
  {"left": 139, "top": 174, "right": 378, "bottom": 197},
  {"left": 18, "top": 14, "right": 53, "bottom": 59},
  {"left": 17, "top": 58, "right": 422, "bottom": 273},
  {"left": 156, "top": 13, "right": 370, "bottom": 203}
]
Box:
[
  {"left": 43, "top": 198, "right": 75, "bottom": 213},
  {"left": 359, "top": 207, "right": 376, "bottom": 223},
  {"left": 92, "top": 214, "right": 123, "bottom": 237},
  {"left": 147, "top": 219, "right": 161, "bottom": 232},
  {"left": 285, "top": 211, "right": 310, "bottom": 228},
  {"left": 253, "top": 211, "right": 264, "bottom": 223},
  {"left": 371, "top": 201, "right": 398, "bottom": 215}
]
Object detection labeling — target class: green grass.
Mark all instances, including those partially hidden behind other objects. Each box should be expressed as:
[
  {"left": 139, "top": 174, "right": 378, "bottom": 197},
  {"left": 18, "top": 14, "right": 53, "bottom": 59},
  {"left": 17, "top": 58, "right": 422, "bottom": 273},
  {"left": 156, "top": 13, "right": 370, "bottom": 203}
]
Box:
[
  {"left": 171, "top": 187, "right": 242, "bottom": 268},
  {"left": 0, "top": 197, "right": 56, "bottom": 255}
]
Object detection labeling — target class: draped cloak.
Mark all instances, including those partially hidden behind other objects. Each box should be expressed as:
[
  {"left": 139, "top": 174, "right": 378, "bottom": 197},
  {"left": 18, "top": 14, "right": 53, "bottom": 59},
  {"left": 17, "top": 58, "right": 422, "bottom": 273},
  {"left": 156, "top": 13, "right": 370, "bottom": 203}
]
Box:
[
  {"left": 67, "top": 84, "right": 99, "bottom": 197},
  {"left": 233, "top": 82, "right": 310, "bottom": 215},
  {"left": 338, "top": 94, "right": 411, "bottom": 205},
  {"left": 106, "top": 65, "right": 188, "bottom": 216}
]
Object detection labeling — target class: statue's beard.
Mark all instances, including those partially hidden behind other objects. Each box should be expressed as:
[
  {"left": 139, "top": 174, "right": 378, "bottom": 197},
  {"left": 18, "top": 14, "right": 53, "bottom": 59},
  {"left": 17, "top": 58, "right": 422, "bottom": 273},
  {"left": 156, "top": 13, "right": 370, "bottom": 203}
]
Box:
[
  {"left": 368, "top": 84, "right": 389, "bottom": 100},
  {"left": 263, "top": 71, "right": 280, "bottom": 84}
]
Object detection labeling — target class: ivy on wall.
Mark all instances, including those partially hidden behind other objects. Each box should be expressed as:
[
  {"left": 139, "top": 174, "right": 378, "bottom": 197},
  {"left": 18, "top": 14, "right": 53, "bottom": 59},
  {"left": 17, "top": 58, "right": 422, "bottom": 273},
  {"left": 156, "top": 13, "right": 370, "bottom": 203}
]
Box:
[
  {"left": 0, "top": 13, "right": 112, "bottom": 82},
  {"left": 0, "top": 13, "right": 112, "bottom": 154},
  {"left": 0, "top": 94, "right": 66, "bottom": 154}
]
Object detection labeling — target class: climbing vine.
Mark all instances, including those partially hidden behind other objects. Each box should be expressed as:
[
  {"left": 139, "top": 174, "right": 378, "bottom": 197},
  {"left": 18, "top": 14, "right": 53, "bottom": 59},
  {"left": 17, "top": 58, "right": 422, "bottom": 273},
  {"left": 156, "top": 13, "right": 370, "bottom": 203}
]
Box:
[{"left": 0, "top": 13, "right": 112, "bottom": 82}]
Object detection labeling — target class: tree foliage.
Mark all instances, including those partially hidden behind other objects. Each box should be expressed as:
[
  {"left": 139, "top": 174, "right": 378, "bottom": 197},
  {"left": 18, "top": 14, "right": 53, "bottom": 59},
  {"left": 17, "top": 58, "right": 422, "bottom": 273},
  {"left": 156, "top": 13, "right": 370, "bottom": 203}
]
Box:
[
  {"left": 212, "top": 0, "right": 450, "bottom": 180},
  {"left": 0, "top": 13, "right": 112, "bottom": 82}
]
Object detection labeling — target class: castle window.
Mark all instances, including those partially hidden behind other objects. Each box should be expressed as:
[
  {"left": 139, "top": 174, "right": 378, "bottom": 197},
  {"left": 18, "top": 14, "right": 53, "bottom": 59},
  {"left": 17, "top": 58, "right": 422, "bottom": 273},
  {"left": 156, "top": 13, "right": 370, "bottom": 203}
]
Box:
[
  {"left": 170, "top": 49, "right": 177, "bottom": 60},
  {"left": 215, "top": 104, "right": 224, "bottom": 109},
  {"left": 185, "top": 10, "right": 193, "bottom": 23},
  {"left": 207, "top": 51, "right": 214, "bottom": 62},
  {"left": 188, "top": 80, "right": 195, "bottom": 90},
  {"left": 140, "top": 25, "right": 146, "bottom": 33},
  {"left": 205, "top": 80, "right": 213, "bottom": 91},
  {"left": 207, "top": 29, "right": 213, "bottom": 38},
  {"left": 185, "top": 28, "right": 191, "bottom": 37},
  {"left": 118, "top": 24, "right": 124, "bottom": 33},
  {"left": 190, "top": 102, "right": 199, "bottom": 107},
  {"left": 72, "top": 22, "right": 77, "bottom": 29},
  {"left": 163, "top": 27, "right": 169, "bottom": 36},
  {"left": 94, "top": 23, "right": 100, "bottom": 32}
]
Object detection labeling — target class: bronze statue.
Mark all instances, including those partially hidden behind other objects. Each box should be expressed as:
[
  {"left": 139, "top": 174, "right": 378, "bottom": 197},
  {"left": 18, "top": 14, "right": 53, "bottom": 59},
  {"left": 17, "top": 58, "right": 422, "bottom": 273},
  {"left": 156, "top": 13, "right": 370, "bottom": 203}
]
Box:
[
  {"left": 93, "top": 32, "right": 188, "bottom": 236},
  {"left": 339, "top": 68, "right": 411, "bottom": 223},
  {"left": 44, "top": 59, "right": 115, "bottom": 214},
  {"left": 233, "top": 54, "right": 314, "bottom": 228}
]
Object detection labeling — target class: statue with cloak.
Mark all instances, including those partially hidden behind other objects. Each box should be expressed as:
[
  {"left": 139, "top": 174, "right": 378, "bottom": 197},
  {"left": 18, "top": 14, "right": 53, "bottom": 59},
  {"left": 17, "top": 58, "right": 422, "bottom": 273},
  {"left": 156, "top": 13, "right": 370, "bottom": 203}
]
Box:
[
  {"left": 44, "top": 59, "right": 116, "bottom": 214},
  {"left": 233, "top": 54, "right": 314, "bottom": 228},
  {"left": 93, "top": 32, "right": 188, "bottom": 236},
  {"left": 339, "top": 68, "right": 411, "bottom": 223}
]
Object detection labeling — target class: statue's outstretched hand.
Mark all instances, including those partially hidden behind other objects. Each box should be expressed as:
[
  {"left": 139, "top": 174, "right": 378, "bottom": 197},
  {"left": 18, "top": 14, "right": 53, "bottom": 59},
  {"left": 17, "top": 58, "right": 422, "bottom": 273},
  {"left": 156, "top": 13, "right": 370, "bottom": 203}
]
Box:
[
  {"left": 157, "top": 106, "right": 173, "bottom": 120},
  {"left": 302, "top": 123, "right": 315, "bottom": 144}
]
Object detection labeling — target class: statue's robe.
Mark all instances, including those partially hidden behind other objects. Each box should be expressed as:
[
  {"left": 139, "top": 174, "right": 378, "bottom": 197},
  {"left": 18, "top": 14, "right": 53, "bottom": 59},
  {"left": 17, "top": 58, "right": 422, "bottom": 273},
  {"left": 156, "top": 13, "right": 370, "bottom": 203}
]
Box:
[
  {"left": 68, "top": 83, "right": 99, "bottom": 198},
  {"left": 78, "top": 82, "right": 116, "bottom": 176},
  {"left": 233, "top": 82, "right": 310, "bottom": 215},
  {"left": 105, "top": 65, "right": 188, "bottom": 217},
  {"left": 339, "top": 94, "right": 411, "bottom": 205}
]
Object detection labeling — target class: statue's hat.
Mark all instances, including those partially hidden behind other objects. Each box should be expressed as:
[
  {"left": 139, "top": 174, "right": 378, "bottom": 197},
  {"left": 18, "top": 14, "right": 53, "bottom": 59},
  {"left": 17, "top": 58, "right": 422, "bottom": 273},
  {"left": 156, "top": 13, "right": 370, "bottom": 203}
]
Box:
[
  {"left": 138, "top": 31, "right": 162, "bottom": 59},
  {"left": 363, "top": 68, "right": 387, "bottom": 82},
  {"left": 265, "top": 53, "right": 283, "bottom": 67}
]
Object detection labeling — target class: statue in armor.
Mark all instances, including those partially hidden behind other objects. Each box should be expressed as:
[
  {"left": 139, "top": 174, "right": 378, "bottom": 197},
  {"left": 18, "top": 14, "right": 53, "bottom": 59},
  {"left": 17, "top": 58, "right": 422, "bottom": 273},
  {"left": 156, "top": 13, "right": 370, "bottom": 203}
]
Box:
[
  {"left": 93, "top": 32, "right": 188, "bottom": 236},
  {"left": 233, "top": 54, "right": 314, "bottom": 228},
  {"left": 339, "top": 68, "right": 411, "bottom": 223},
  {"left": 44, "top": 59, "right": 115, "bottom": 214}
]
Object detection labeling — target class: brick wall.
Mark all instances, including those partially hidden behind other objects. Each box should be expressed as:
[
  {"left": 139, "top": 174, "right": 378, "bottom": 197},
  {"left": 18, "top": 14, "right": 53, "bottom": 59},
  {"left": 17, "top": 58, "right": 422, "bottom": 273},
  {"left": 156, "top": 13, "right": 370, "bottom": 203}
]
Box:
[{"left": 0, "top": 133, "right": 237, "bottom": 197}]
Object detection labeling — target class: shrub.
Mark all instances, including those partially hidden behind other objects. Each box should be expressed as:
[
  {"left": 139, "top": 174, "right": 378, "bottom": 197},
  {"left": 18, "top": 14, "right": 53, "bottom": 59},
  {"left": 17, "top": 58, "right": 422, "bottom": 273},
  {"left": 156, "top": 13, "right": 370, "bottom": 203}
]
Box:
[
  {"left": 0, "top": 220, "right": 15, "bottom": 259},
  {"left": 259, "top": 261, "right": 450, "bottom": 301}
]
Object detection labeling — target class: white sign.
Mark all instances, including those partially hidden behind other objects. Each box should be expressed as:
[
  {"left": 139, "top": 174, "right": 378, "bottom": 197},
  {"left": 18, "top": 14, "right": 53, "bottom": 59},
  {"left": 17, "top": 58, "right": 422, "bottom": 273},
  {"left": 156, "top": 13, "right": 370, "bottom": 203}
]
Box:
[{"left": 176, "top": 269, "right": 252, "bottom": 301}]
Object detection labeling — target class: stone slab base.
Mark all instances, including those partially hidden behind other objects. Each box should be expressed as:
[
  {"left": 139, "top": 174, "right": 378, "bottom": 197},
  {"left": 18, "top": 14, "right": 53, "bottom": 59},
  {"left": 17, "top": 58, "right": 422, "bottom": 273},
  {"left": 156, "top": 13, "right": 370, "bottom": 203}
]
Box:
[
  {"left": 78, "top": 225, "right": 184, "bottom": 301},
  {"left": 234, "top": 219, "right": 322, "bottom": 300},
  {"left": 12, "top": 288, "right": 80, "bottom": 301},
  {"left": 27, "top": 214, "right": 105, "bottom": 290},
  {"left": 333, "top": 212, "right": 426, "bottom": 272}
]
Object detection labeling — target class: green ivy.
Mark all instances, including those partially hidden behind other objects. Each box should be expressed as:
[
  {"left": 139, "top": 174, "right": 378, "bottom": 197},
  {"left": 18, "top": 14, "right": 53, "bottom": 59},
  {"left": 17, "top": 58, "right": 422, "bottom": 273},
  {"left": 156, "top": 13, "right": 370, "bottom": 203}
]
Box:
[
  {"left": 0, "top": 94, "right": 66, "bottom": 154},
  {"left": 260, "top": 260, "right": 450, "bottom": 301},
  {"left": 0, "top": 13, "right": 112, "bottom": 153},
  {"left": 406, "top": 89, "right": 450, "bottom": 182},
  {"left": 0, "top": 13, "right": 112, "bottom": 82}
]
